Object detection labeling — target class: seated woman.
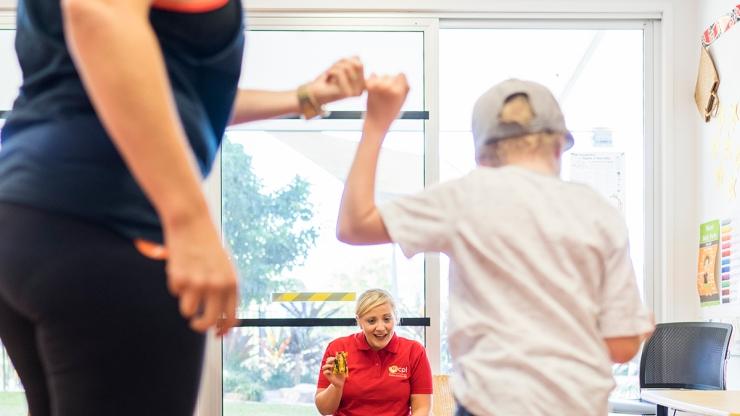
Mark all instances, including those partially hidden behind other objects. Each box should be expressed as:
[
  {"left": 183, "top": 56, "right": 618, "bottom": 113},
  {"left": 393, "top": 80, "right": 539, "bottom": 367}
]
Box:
[{"left": 315, "top": 289, "right": 432, "bottom": 416}]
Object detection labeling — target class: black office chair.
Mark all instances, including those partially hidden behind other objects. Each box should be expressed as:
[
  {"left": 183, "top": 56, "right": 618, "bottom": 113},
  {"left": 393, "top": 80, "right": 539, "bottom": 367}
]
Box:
[{"left": 608, "top": 321, "right": 733, "bottom": 415}]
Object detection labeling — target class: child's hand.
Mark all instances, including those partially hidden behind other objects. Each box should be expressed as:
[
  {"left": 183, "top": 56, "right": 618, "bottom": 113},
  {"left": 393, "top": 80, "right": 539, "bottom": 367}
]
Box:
[{"left": 365, "top": 73, "right": 409, "bottom": 132}]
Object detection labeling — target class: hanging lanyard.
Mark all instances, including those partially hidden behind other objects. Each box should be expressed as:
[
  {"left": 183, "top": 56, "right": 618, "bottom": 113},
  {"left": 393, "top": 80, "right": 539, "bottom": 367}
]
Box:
[{"left": 702, "top": 5, "right": 740, "bottom": 47}]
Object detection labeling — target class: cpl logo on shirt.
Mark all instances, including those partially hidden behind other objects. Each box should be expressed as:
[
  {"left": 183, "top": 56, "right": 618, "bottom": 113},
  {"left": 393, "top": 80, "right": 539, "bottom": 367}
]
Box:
[{"left": 388, "top": 365, "right": 408, "bottom": 378}]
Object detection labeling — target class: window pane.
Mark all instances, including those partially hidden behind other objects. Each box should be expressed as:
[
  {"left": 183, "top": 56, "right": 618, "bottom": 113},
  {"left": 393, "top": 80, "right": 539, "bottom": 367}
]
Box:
[
  {"left": 241, "top": 31, "right": 424, "bottom": 112},
  {"left": 0, "top": 344, "right": 27, "bottom": 416},
  {"left": 223, "top": 322, "right": 425, "bottom": 415},
  {"left": 0, "top": 29, "right": 21, "bottom": 112},
  {"left": 222, "top": 127, "right": 425, "bottom": 413},
  {"left": 438, "top": 28, "right": 645, "bottom": 399},
  {"left": 1, "top": 29, "right": 21, "bottom": 153},
  {"left": 222, "top": 29, "right": 425, "bottom": 414},
  {"left": 223, "top": 126, "right": 425, "bottom": 321}
]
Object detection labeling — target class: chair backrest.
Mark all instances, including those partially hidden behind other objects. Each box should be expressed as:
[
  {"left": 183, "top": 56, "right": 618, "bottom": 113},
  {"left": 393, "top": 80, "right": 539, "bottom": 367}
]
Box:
[
  {"left": 639, "top": 322, "right": 733, "bottom": 390},
  {"left": 432, "top": 374, "right": 455, "bottom": 416}
]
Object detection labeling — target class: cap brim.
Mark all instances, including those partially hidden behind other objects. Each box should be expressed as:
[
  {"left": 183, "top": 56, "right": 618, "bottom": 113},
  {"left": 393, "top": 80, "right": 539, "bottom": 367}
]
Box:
[{"left": 564, "top": 132, "right": 574, "bottom": 150}]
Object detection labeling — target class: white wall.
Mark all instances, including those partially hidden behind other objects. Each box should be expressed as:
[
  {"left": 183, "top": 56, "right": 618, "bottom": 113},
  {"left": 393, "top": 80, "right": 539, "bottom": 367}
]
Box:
[
  {"left": 696, "top": 0, "right": 740, "bottom": 389},
  {"left": 658, "top": 1, "right": 702, "bottom": 324}
]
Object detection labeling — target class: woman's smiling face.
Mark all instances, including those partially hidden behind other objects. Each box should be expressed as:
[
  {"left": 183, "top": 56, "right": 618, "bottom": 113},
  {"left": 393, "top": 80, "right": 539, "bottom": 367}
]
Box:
[{"left": 358, "top": 302, "right": 395, "bottom": 351}]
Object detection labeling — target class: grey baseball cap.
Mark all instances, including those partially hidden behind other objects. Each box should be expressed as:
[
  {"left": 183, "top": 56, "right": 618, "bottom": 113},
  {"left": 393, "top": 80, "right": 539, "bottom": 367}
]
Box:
[{"left": 471, "top": 79, "right": 574, "bottom": 154}]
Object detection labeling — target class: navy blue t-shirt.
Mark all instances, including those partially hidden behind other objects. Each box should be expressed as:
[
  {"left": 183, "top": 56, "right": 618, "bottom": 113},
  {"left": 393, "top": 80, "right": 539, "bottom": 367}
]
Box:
[{"left": 0, "top": 0, "right": 244, "bottom": 243}]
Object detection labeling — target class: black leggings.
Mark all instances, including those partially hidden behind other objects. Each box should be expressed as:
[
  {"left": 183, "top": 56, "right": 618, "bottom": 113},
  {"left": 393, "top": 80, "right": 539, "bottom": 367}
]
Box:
[{"left": 0, "top": 203, "right": 205, "bottom": 416}]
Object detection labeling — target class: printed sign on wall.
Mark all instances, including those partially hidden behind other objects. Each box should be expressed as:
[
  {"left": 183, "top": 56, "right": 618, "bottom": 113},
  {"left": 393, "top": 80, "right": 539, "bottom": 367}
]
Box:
[{"left": 698, "top": 220, "right": 721, "bottom": 307}]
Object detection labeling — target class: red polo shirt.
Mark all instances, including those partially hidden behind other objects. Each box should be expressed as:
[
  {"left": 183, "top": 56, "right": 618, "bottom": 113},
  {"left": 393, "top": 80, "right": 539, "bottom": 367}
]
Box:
[{"left": 317, "top": 332, "right": 433, "bottom": 416}]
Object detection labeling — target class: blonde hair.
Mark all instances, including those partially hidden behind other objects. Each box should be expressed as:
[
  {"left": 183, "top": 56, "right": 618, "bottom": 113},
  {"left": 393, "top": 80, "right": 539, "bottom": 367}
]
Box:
[
  {"left": 477, "top": 94, "right": 565, "bottom": 166},
  {"left": 355, "top": 289, "right": 397, "bottom": 319},
  {"left": 500, "top": 94, "right": 535, "bottom": 126}
]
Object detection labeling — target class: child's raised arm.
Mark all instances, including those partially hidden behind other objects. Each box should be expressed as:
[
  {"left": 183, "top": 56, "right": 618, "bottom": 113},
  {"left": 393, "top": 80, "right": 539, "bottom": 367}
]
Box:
[{"left": 336, "top": 74, "right": 409, "bottom": 245}]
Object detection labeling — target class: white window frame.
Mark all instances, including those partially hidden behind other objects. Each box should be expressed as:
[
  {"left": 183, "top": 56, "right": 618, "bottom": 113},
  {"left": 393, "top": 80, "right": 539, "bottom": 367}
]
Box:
[
  {"left": 0, "top": 8, "right": 13, "bottom": 27},
  {"left": 199, "top": 16, "right": 439, "bottom": 416},
  {"left": 436, "top": 16, "right": 660, "bottom": 320}
]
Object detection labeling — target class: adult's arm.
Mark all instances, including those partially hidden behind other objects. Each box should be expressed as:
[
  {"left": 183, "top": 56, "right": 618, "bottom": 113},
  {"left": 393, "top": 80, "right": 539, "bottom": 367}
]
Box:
[
  {"left": 229, "top": 57, "right": 364, "bottom": 125},
  {"left": 62, "top": 0, "right": 237, "bottom": 335},
  {"left": 410, "top": 394, "right": 432, "bottom": 416},
  {"left": 315, "top": 355, "right": 346, "bottom": 415},
  {"left": 314, "top": 386, "right": 343, "bottom": 415}
]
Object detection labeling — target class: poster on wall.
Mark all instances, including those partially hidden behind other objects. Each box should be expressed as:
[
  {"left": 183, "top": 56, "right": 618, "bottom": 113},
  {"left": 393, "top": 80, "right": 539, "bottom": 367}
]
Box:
[
  {"left": 720, "top": 218, "right": 740, "bottom": 305},
  {"left": 698, "top": 220, "right": 721, "bottom": 307},
  {"left": 568, "top": 152, "right": 625, "bottom": 214}
]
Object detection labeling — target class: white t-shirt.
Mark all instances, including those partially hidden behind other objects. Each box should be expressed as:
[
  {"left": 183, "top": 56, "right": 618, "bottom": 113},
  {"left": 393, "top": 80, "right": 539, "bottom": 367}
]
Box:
[{"left": 379, "top": 165, "right": 653, "bottom": 416}]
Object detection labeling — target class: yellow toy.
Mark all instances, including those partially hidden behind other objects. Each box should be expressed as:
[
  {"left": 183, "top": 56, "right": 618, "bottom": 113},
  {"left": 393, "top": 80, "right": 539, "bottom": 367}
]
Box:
[{"left": 333, "top": 351, "right": 348, "bottom": 376}]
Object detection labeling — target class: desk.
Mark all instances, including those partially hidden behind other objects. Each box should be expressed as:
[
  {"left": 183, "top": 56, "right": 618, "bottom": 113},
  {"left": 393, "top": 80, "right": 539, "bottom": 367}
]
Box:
[{"left": 641, "top": 389, "right": 740, "bottom": 416}]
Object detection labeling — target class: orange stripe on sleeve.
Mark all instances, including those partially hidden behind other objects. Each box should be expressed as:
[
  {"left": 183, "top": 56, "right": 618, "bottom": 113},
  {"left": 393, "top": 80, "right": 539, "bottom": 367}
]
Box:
[
  {"left": 152, "top": 0, "right": 230, "bottom": 13},
  {"left": 134, "top": 239, "right": 169, "bottom": 260}
]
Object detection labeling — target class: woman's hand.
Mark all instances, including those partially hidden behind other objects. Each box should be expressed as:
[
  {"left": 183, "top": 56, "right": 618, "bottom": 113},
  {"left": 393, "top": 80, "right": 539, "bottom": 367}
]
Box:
[
  {"left": 321, "top": 356, "right": 348, "bottom": 389},
  {"left": 229, "top": 57, "right": 365, "bottom": 125},
  {"left": 62, "top": 0, "right": 239, "bottom": 337},
  {"left": 164, "top": 212, "right": 239, "bottom": 337},
  {"left": 308, "top": 57, "right": 365, "bottom": 105}
]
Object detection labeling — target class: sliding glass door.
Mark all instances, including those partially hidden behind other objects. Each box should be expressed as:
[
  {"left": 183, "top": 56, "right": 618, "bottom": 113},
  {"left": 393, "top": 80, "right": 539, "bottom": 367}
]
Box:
[
  {"left": 219, "top": 25, "right": 430, "bottom": 416},
  {"left": 437, "top": 22, "right": 651, "bottom": 398}
]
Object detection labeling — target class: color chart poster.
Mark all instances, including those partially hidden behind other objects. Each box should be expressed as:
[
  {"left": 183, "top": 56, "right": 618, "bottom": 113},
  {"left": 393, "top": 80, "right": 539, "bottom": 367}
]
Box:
[{"left": 719, "top": 218, "right": 740, "bottom": 306}]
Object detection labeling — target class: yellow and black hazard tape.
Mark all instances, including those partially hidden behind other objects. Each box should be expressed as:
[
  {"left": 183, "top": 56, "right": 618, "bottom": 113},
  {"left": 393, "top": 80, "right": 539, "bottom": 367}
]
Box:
[{"left": 271, "top": 292, "right": 356, "bottom": 302}]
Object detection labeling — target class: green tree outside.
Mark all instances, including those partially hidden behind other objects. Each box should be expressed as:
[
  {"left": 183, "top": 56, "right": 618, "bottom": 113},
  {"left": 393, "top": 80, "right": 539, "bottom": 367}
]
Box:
[
  {"left": 221, "top": 137, "right": 323, "bottom": 399},
  {"left": 222, "top": 138, "right": 318, "bottom": 307}
]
